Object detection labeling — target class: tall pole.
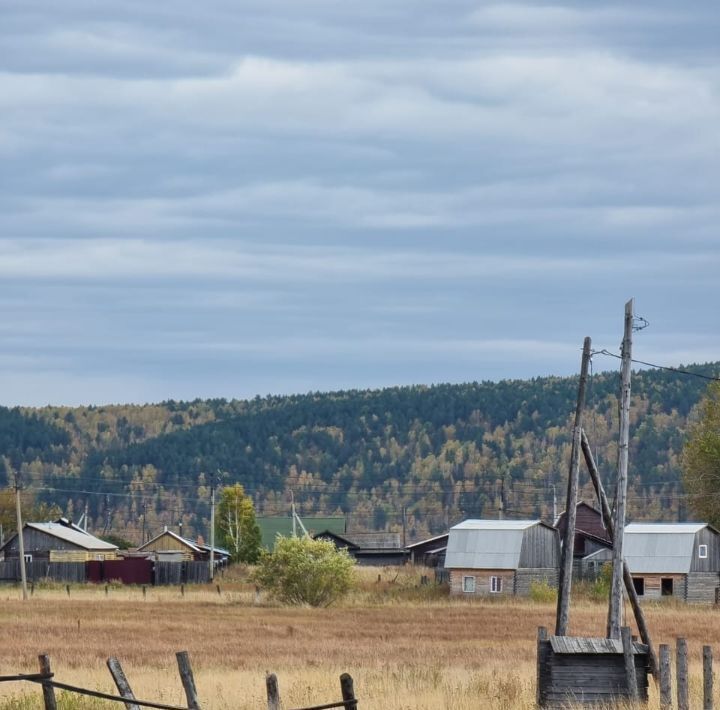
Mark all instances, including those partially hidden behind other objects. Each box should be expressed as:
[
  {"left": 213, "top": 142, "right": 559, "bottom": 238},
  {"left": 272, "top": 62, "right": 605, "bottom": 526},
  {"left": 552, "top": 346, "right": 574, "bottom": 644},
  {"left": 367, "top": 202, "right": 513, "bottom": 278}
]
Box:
[
  {"left": 555, "top": 336, "right": 592, "bottom": 636},
  {"left": 209, "top": 482, "right": 216, "bottom": 581},
  {"left": 14, "top": 470, "right": 28, "bottom": 601},
  {"left": 608, "top": 299, "right": 634, "bottom": 639}
]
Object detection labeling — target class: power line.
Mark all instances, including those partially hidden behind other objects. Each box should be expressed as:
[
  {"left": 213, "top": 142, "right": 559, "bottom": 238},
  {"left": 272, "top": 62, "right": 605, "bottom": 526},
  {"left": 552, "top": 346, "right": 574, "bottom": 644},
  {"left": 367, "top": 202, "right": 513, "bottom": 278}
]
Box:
[{"left": 592, "top": 349, "right": 720, "bottom": 382}]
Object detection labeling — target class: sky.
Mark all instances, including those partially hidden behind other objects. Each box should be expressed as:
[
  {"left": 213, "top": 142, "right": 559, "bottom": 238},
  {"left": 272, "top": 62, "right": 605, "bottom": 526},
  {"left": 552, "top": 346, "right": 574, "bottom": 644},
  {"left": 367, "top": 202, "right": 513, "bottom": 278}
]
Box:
[{"left": 2, "top": 1, "right": 719, "bottom": 407}]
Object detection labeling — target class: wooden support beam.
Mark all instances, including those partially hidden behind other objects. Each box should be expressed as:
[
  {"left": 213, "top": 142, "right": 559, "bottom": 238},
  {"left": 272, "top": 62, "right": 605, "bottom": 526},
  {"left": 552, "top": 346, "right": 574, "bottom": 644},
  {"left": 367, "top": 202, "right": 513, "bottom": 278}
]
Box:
[
  {"left": 107, "top": 657, "right": 140, "bottom": 710},
  {"left": 175, "top": 651, "right": 201, "bottom": 710},
  {"left": 266, "top": 673, "right": 280, "bottom": 710},
  {"left": 659, "top": 644, "right": 672, "bottom": 710},
  {"left": 555, "top": 336, "right": 592, "bottom": 636},
  {"left": 704, "top": 645, "right": 714, "bottom": 710},
  {"left": 340, "top": 673, "right": 356, "bottom": 708},
  {"left": 38, "top": 654, "right": 57, "bottom": 710},
  {"left": 536, "top": 626, "right": 548, "bottom": 707},
  {"left": 677, "top": 638, "right": 689, "bottom": 710},
  {"left": 581, "top": 429, "right": 658, "bottom": 678},
  {"left": 609, "top": 299, "right": 633, "bottom": 639},
  {"left": 621, "top": 626, "right": 639, "bottom": 700}
]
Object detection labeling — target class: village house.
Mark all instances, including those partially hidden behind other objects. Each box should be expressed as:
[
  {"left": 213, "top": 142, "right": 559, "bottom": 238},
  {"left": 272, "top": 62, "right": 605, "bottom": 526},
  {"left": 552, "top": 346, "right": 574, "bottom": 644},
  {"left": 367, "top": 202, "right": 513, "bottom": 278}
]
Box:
[
  {"left": 445, "top": 519, "right": 559, "bottom": 596},
  {"left": 313, "top": 530, "right": 409, "bottom": 565},
  {"left": 555, "top": 501, "right": 613, "bottom": 578},
  {"left": 622, "top": 522, "right": 720, "bottom": 603},
  {"left": 406, "top": 532, "right": 448, "bottom": 567},
  {"left": 136, "top": 528, "right": 229, "bottom": 563},
  {"left": 0, "top": 520, "right": 119, "bottom": 563}
]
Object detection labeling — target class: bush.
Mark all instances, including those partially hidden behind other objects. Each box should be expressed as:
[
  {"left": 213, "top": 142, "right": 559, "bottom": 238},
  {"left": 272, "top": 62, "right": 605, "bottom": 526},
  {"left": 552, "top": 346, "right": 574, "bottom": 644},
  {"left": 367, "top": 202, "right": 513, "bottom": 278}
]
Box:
[
  {"left": 529, "top": 579, "right": 557, "bottom": 603},
  {"left": 589, "top": 562, "right": 612, "bottom": 602},
  {"left": 253, "top": 535, "right": 355, "bottom": 607}
]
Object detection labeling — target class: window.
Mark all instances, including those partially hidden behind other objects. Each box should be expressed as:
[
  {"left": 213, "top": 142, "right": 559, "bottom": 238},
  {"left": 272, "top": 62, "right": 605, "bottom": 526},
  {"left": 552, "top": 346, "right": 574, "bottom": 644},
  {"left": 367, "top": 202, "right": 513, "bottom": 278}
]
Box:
[
  {"left": 462, "top": 576, "right": 476, "bottom": 593},
  {"left": 23, "top": 554, "right": 32, "bottom": 564},
  {"left": 633, "top": 577, "right": 645, "bottom": 596},
  {"left": 699, "top": 544, "right": 708, "bottom": 559},
  {"left": 661, "top": 578, "right": 674, "bottom": 596},
  {"left": 490, "top": 575, "right": 503, "bottom": 593}
]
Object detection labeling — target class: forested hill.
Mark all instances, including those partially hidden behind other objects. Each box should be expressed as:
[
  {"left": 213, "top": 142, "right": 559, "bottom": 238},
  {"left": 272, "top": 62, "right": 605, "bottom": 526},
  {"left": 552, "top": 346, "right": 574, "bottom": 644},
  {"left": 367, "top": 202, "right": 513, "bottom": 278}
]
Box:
[{"left": 2, "top": 362, "right": 718, "bottom": 544}]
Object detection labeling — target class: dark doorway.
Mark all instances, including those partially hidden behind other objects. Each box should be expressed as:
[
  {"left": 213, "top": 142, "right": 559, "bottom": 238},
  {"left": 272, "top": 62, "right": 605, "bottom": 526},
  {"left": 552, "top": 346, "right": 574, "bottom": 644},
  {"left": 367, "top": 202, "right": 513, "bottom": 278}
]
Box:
[
  {"left": 661, "top": 578, "right": 673, "bottom": 596},
  {"left": 633, "top": 577, "right": 645, "bottom": 596}
]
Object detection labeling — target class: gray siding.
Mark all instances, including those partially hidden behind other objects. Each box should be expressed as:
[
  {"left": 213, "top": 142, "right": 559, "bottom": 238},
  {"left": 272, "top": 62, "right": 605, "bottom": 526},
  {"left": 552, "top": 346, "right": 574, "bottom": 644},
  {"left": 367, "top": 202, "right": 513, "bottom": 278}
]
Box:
[
  {"left": 690, "top": 527, "right": 720, "bottom": 573},
  {"left": 685, "top": 572, "right": 720, "bottom": 603},
  {"left": 518, "top": 524, "right": 560, "bottom": 569}
]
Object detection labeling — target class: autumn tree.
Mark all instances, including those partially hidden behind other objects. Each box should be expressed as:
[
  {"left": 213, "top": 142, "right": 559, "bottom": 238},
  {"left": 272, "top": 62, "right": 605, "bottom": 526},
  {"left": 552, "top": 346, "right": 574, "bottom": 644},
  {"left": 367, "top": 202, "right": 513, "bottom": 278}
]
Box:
[
  {"left": 216, "top": 483, "right": 261, "bottom": 563},
  {"left": 683, "top": 382, "right": 720, "bottom": 526}
]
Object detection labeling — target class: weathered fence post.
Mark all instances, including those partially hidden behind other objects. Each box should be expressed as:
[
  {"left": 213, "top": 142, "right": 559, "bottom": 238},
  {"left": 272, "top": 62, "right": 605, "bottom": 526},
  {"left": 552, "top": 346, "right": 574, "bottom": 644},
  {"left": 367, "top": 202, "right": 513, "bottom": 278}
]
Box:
[
  {"left": 181, "top": 584, "right": 185, "bottom": 597},
  {"left": 105, "top": 584, "right": 109, "bottom": 596},
  {"left": 677, "top": 638, "right": 689, "bottom": 710},
  {"left": 704, "top": 645, "right": 714, "bottom": 710},
  {"left": 65, "top": 584, "right": 70, "bottom": 596},
  {"left": 266, "top": 673, "right": 280, "bottom": 710},
  {"left": 621, "top": 626, "right": 639, "bottom": 700},
  {"left": 537, "top": 626, "right": 548, "bottom": 707},
  {"left": 107, "top": 657, "right": 140, "bottom": 710},
  {"left": 38, "top": 654, "right": 57, "bottom": 710},
  {"left": 142, "top": 585, "right": 147, "bottom": 599},
  {"left": 216, "top": 584, "right": 221, "bottom": 596},
  {"left": 340, "top": 673, "right": 356, "bottom": 708},
  {"left": 176, "top": 651, "right": 201, "bottom": 710},
  {"left": 659, "top": 644, "right": 672, "bottom": 710}
]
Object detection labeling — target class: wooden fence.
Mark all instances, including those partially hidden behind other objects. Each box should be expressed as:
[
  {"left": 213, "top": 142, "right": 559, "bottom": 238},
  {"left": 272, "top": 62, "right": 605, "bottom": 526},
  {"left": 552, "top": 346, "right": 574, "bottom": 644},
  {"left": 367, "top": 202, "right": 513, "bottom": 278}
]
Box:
[{"left": 0, "top": 651, "right": 358, "bottom": 710}]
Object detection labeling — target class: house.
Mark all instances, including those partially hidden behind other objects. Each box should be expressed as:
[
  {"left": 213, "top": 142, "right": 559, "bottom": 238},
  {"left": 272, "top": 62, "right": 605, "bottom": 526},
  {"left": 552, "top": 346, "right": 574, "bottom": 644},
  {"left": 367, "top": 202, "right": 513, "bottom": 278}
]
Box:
[
  {"left": 313, "top": 530, "right": 409, "bottom": 565},
  {"left": 623, "top": 523, "right": 720, "bottom": 603},
  {"left": 257, "top": 516, "right": 346, "bottom": 550},
  {"left": 406, "top": 533, "right": 448, "bottom": 567},
  {"left": 445, "top": 519, "right": 560, "bottom": 596},
  {"left": 0, "top": 521, "right": 119, "bottom": 563},
  {"left": 555, "top": 501, "right": 613, "bottom": 578},
  {"left": 136, "top": 528, "right": 229, "bottom": 564}
]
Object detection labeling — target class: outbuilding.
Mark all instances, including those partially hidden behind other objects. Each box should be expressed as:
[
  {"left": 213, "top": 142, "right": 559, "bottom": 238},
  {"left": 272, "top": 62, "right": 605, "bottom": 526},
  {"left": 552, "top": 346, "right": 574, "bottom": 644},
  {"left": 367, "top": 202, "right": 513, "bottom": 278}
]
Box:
[
  {"left": 624, "top": 522, "right": 720, "bottom": 603},
  {"left": 445, "top": 519, "right": 559, "bottom": 596}
]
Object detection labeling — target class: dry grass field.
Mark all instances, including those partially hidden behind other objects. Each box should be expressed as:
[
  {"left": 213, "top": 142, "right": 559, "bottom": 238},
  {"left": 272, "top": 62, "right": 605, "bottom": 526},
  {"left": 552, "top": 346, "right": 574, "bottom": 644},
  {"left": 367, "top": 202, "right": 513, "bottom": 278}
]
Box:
[{"left": 0, "top": 569, "right": 718, "bottom": 709}]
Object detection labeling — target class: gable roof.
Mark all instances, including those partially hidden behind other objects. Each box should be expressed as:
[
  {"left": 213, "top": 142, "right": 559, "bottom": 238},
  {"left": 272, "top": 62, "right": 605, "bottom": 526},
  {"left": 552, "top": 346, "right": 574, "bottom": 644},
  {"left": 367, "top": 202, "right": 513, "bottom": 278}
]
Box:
[
  {"left": 14, "top": 523, "right": 118, "bottom": 551},
  {"left": 406, "top": 533, "right": 449, "bottom": 550},
  {"left": 624, "top": 522, "right": 712, "bottom": 574},
  {"left": 137, "top": 529, "right": 201, "bottom": 553},
  {"left": 445, "top": 519, "right": 546, "bottom": 569}
]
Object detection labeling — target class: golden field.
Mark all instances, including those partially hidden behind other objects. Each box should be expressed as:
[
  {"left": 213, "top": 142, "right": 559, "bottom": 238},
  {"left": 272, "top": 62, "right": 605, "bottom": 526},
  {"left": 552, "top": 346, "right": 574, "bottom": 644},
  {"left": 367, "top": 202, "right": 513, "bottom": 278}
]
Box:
[{"left": 0, "top": 569, "right": 718, "bottom": 709}]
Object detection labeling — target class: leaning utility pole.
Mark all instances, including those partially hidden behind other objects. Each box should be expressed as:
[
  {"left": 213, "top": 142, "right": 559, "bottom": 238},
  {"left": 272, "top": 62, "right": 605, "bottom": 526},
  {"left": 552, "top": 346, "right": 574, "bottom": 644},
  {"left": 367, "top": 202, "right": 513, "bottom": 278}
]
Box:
[
  {"left": 608, "top": 299, "right": 634, "bottom": 639},
  {"left": 555, "top": 336, "right": 592, "bottom": 636},
  {"left": 12, "top": 466, "right": 28, "bottom": 601}
]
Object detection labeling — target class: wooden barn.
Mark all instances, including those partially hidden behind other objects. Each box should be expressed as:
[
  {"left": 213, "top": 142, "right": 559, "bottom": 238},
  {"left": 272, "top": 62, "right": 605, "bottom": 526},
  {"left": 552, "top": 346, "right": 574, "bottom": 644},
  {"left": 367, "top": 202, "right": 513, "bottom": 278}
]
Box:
[
  {"left": 623, "top": 522, "right": 720, "bottom": 603},
  {"left": 445, "top": 520, "right": 559, "bottom": 596},
  {"left": 0, "top": 521, "right": 119, "bottom": 563},
  {"left": 406, "top": 533, "right": 448, "bottom": 567},
  {"left": 555, "top": 501, "right": 612, "bottom": 578}
]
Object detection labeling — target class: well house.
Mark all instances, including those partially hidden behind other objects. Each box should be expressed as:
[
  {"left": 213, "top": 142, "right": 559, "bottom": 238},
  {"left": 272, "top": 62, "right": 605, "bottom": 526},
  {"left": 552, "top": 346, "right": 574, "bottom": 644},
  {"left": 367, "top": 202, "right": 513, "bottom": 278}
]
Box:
[{"left": 445, "top": 519, "right": 559, "bottom": 596}]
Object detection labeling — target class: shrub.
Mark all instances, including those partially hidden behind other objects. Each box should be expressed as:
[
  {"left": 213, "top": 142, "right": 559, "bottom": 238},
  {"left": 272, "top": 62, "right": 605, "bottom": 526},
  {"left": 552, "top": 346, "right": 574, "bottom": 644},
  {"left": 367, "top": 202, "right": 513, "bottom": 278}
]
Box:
[
  {"left": 529, "top": 579, "right": 557, "bottom": 603},
  {"left": 253, "top": 535, "right": 355, "bottom": 607}
]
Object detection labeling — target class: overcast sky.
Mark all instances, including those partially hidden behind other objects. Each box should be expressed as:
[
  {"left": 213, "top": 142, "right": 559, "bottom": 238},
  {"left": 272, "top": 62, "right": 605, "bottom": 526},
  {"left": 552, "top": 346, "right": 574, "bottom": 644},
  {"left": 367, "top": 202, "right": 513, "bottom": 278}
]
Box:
[{"left": 2, "top": 1, "right": 719, "bottom": 407}]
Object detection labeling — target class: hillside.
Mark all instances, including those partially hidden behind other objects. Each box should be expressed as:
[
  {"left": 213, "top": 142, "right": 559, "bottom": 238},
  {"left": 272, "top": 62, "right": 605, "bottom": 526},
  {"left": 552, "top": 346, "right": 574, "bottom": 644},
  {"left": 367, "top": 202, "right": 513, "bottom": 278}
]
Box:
[{"left": 1, "top": 362, "right": 718, "bottom": 544}]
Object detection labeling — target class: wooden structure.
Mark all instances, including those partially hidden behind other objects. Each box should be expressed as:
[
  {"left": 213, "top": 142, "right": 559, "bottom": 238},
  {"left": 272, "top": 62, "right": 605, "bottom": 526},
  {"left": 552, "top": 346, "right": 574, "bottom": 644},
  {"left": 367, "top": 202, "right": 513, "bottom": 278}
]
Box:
[
  {"left": 445, "top": 520, "right": 559, "bottom": 596},
  {"left": 136, "top": 529, "right": 228, "bottom": 564},
  {"left": 0, "top": 522, "right": 118, "bottom": 563},
  {"left": 405, "top": 533, "right": 448, "bottom": 567},
  {"left": 623, "top": 522, "right": 720, "bottom": 603},
  {"left": 555, "top": 501, "right": 612, "bottom": 576},
  {"left": 537, "top": 628, "right": 650, "bottom": 707},
  {"left": 313, "top": 530, "right": 409, "bottom": 566}
]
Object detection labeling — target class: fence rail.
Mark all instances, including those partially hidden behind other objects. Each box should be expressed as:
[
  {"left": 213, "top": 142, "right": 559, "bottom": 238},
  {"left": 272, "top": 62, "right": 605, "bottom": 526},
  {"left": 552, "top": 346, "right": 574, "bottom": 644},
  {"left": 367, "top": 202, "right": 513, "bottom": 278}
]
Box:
[{"left": 0, "top": 652, "right": 359, "bottom": 710}]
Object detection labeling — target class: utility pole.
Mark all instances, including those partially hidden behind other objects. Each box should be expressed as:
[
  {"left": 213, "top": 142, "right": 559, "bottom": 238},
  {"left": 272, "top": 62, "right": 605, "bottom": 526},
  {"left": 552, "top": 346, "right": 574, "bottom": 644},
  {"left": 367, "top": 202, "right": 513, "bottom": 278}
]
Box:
[
  {"left": 608, "top": 299, "right": 634, "bottom": 639},
  {"left": 401, "top": 506, "right": 407, "bottom": 548},
  {"left": 209, "top": 476, "right": 216, "bottom": 582},
  {"left": 555, "top": 336, "right": 592, "bottom": 636},
  {"left": 12, "top": 465, "right": 28, "bottom": 601}
]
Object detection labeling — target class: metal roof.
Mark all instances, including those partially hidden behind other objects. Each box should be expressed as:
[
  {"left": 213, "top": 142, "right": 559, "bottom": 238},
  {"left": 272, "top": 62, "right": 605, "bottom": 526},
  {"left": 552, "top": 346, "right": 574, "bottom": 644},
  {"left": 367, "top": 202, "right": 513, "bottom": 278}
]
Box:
[
  {"left": 624, "top": 523, "right": 708, "bottom": 574},
  {"left": 26, "top": 523, "right": 118, "bottom": 550},
  {"left": 445, "top": 519, "right": 542, "bottom": 570}
]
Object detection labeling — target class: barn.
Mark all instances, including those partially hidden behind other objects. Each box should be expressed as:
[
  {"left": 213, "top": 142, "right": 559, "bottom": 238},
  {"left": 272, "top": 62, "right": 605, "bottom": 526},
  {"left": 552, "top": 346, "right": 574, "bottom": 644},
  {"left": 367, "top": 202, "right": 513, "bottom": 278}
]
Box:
[
  {"left": 623, "top": 522, "right": 720, "bottom": 603},
  {"left": 445, "top": 519, "right": 559, "bottom": 596}
]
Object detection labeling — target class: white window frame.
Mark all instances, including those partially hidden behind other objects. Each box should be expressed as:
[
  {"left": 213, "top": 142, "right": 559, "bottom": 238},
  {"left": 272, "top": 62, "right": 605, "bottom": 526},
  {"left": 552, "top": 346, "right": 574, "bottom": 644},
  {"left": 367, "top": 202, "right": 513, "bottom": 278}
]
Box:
[
  {"left": 490, "top": 575, "right": 503, "bottom": 593},
  {"left": 23, "top": 554, "right": 32, "bottom": 564},
  {"left": 699, "top": 544, "right": 708, "bottom": 559},
  {"left": 462, "top": 575, "right": 476, "bottom": 593}
]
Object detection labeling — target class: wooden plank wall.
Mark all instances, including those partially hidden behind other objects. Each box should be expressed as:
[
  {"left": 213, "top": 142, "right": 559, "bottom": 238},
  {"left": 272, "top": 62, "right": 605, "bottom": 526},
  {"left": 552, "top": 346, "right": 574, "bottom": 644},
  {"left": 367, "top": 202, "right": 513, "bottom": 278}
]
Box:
[{"left": 518, "top": 525, "right": 560, "bottom": 569}]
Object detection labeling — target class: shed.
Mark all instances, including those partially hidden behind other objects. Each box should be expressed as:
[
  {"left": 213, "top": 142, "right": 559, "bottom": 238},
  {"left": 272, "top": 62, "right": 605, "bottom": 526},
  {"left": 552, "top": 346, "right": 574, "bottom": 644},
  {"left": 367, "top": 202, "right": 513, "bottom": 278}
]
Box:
[
  {"left": 623, "top": 522, "right": 720, "bottom": 603},
  {"left": 406, "top": 533, "right": 448, "bottom": 567},
  {"left": 537, "top": 632, "right": 650, "bottom": 707},
  {"left": 313, "top": 530, "right": 409, "bottom": 566},
  {"left": 445, "top": 519, "right": 559, "bottom": 596}
]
